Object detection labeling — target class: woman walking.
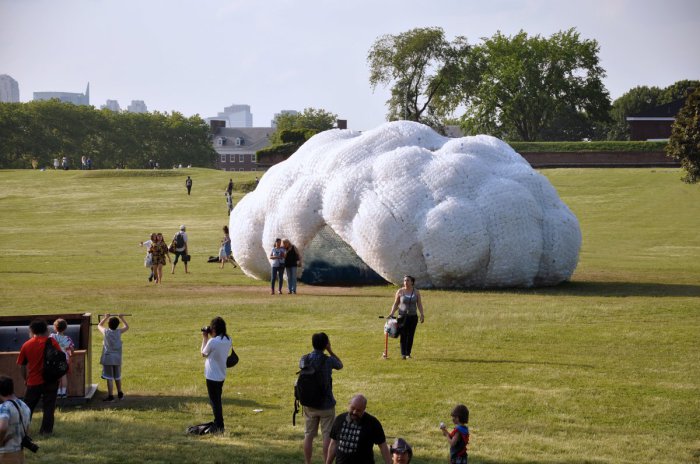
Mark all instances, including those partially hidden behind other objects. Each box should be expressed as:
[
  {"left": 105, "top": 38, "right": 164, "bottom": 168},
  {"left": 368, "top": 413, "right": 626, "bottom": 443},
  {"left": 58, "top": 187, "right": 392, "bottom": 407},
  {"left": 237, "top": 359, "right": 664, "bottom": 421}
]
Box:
[
  {"left": 219, "top": 226, "right": 236, "bottom": 269},
  {"left": 149, "top": 233, "right": 171, "bottom": 284},
  {"left": 388, "top": 275, "right": 425, "bottom": 359},
  {"left": 201, "top": 317, "right": 232, "bottom": 433}
]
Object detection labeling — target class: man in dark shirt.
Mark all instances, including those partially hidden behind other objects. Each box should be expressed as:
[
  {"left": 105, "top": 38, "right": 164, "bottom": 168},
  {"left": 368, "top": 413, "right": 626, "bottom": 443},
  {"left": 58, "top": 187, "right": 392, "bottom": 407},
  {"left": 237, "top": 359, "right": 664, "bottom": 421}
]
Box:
[
  {"left": 326, "top": 394, "right": 391, "bottom": 464},
  {"left": 301, "top": 332, "right": 343, "bottom": 464}
]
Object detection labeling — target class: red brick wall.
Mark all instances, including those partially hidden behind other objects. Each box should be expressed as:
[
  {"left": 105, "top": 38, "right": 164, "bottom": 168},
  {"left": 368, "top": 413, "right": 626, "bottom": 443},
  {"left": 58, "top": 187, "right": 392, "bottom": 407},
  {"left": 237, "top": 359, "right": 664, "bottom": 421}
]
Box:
[{"left": 521, "top": 151, "right": 678, "bottom": 168}]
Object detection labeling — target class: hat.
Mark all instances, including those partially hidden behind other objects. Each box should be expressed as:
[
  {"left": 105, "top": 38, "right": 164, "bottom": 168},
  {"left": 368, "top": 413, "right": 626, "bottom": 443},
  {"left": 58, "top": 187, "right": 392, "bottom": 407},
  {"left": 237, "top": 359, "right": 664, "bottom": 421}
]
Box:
[
  {"left": 180, "top": 225, "right": 186, "bottom": 231},
  {"left": 390, "top": 438, "right": 412, "bottom": 455}
]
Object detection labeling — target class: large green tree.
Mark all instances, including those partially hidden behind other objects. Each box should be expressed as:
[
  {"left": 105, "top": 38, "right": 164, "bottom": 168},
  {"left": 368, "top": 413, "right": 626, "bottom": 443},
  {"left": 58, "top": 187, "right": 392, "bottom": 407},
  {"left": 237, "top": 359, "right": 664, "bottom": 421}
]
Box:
[
  {"left": 368, "top": 27, "right": 470, "bottom": 131},
  {"left": 666, "top": 88, "right": 700, "bottom": 183},
  {"left": 460, "top": 28, "right": 610, "bottom": 141}
]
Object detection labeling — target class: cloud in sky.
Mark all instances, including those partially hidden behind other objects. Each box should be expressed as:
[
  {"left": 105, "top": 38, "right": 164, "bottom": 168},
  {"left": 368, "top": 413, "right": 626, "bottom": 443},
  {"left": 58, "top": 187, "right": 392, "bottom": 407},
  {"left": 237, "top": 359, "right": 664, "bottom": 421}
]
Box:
[{"left": 1, "top": 0, "right": 698, "bottom": 131}]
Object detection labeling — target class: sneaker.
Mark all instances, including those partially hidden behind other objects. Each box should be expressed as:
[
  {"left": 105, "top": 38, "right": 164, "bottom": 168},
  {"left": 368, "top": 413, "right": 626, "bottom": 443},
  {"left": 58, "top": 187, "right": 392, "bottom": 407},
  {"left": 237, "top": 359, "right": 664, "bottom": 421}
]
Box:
[
  {"left": 103, "top": 395, "right": 115, "bottom": 402},
  {"left": 148, "top": 276, "right": 153, "bottom": 282},
  {"left": 117, "top": 391, "right": 124, "bottom": 400}
]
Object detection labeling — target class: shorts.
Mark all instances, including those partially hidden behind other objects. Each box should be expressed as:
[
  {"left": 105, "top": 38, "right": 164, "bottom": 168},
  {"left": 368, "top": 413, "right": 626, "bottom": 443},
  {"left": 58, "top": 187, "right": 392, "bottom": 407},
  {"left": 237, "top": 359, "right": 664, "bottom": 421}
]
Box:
[
  {"left": 303, "top": 405, "right": 335, "bottom": 440},
  {"left": 173, "top": 250, "right": 186, "bottom": 264},
  {"left": 101, "top": 364, "right": 122, "bottom": 381}
]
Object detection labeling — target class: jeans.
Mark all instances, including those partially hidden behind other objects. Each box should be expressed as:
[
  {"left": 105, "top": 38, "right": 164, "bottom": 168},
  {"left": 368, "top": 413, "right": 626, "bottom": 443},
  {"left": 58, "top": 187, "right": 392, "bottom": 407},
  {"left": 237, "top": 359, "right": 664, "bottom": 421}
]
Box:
[
  {"left": 400, "top": 315, "right": 419, "bottom": 357},
  {"left": 206, "top": 379, "right": 225, "bottom": 430},
  {"left": 271, "top": 266, "right": 284, "bottom": 292},
  {"left": 23, "top": 380, "right": 59, "bottom": 434},
  {"left": 286, "top": 266, "right": 297, "bottom": 293}
]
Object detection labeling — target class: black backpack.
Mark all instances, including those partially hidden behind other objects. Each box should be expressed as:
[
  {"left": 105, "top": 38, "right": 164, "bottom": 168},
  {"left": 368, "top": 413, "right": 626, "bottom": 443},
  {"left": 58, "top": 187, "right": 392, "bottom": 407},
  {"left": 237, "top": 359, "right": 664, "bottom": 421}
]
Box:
[
  {"left": 175, "top": 233, "right": 185, "bottom": 249},
  {"left": 43, "top": 338, "right": 68, "bottom": 383},
  {"left": 293, "top": 354, "right": 327, "bottom": 425}
]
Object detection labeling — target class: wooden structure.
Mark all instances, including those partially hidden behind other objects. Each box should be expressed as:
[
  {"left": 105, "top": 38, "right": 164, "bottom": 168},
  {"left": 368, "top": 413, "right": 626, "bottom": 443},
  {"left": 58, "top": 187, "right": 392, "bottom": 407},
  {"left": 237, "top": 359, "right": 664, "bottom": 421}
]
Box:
[{"left": 0, "top": 313, "right": 94, "bottom": 400}]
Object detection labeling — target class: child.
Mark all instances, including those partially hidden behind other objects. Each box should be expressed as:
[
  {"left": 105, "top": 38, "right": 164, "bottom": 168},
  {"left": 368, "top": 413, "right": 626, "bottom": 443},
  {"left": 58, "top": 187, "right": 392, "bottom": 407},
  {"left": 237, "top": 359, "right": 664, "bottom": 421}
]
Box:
[
  {"left": 439, "top": 404, "right": 470, "bottom": 464},
  {"left": 98, "top": 313, "right": 129, "bottom": 402},
  {"left": 50, "top": 318, "right": 74, "bottom": 399}
]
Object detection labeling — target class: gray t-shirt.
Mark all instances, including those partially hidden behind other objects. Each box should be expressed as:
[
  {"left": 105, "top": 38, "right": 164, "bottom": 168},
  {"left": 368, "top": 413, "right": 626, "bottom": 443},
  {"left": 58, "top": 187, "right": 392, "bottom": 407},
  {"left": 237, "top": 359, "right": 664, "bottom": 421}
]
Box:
[{"left": 100, "top": 328, "right": 122, "bottom": 366}]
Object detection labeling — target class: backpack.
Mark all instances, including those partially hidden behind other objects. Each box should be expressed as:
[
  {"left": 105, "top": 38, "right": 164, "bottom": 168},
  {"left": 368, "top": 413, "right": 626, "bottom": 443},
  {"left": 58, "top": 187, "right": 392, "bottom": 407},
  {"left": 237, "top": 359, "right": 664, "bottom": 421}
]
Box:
[
  {"left": 186, "top": 421, "right": 216, "bottom": 435},
  {"left": 43, "top": 338, "right": 68, "bottom": 383},
  {"left": 175, "top": 233, "right": 185, "bottom": 249},
  {"left": 292, "top": 354, "right": 327, "bottom": 424}
]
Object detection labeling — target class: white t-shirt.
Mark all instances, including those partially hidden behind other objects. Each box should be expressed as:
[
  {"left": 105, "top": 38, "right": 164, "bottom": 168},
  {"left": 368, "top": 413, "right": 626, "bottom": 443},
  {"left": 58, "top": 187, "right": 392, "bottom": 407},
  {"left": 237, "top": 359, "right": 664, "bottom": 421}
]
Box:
[
  {"left": 174, "top": 232, "right": 188, "bottom": 252},
  {"left": 202, "top": 335, "right": 232, "bottom": 382}
]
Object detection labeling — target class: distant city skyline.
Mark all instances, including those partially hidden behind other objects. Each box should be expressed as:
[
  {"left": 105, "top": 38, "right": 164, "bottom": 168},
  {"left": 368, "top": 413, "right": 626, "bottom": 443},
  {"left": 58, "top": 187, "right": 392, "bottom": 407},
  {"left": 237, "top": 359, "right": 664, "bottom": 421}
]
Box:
[{"left": 2, "top": 0, "right": 699, "bottom": 131}]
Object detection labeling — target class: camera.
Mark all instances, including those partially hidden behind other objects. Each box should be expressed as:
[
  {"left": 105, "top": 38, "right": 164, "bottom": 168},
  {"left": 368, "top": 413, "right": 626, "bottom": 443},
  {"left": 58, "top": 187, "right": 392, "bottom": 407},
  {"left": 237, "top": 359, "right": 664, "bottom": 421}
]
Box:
[
  {"left": 22, "top": 435, "right": 39, "bottom": 453},
  {"left": 201, "top": 326, "right": 212, "bottom": 334}
]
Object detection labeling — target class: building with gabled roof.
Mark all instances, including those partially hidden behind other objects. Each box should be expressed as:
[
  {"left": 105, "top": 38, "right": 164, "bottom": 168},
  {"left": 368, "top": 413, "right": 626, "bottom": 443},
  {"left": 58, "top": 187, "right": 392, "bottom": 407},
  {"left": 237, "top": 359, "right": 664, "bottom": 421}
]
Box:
[{"left": 211, "top": 123, "right": 272, "bottom": 171}]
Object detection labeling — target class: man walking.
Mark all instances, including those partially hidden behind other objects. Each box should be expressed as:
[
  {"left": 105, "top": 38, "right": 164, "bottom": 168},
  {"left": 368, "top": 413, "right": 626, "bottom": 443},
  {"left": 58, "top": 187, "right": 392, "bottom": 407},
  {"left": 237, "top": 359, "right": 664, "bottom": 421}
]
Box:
[
  {"left": 299, "top": 333, "right": 343, "bottom": 464},
  {"left": 326, "top": 394, "right": 391, "bottom": 464},
  {"left": 185, "top": 176, "right": 193, "bottom": 195},
  {"left": 17, "top": 319, "right": 62, "bottom": 435},
  {"left": 171, "top": 225, "right": 189, "bottom": 274}
]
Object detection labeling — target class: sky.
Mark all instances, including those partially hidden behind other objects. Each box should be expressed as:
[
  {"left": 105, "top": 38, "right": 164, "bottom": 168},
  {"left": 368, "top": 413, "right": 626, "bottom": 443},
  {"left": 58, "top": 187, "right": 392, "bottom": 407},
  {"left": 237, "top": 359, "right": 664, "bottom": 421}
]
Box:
[{"left": 1, "top": 0, "right": 699, "bottom": 131}]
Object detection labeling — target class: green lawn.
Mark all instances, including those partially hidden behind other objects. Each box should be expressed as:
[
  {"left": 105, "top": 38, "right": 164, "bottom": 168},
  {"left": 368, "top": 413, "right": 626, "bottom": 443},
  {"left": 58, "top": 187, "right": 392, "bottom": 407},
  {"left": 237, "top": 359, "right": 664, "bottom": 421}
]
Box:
[{"left": 0, "top": 167, "right": 698, "bottom": 463}]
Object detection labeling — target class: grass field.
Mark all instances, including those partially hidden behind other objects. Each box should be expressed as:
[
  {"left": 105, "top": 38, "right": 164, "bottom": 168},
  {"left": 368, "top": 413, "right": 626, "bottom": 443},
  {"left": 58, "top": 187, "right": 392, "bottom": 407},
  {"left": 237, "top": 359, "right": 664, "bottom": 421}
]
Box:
[{"left": 0, "top": 167, "right": 698, "bottom": 464}]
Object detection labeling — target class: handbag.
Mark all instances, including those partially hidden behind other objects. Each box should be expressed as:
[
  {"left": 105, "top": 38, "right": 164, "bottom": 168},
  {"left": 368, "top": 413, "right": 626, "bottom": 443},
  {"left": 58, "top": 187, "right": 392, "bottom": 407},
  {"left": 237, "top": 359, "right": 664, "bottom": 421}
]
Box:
[
  {"left": 168, "top": 243, "right": 176, "bottom": 253},
  {"left": 183, "top": 254, "right": 191, "bottom": 263},
  {"left": 226, "top": 346, "right": 239, "bottom": 368}
]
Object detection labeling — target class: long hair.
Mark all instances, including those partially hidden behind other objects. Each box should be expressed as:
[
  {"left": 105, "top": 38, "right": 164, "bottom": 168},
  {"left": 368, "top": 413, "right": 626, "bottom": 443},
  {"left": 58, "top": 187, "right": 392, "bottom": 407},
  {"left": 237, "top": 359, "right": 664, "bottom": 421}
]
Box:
[{"left": 210, "top": 316, "right": 230, "bottom": 340}]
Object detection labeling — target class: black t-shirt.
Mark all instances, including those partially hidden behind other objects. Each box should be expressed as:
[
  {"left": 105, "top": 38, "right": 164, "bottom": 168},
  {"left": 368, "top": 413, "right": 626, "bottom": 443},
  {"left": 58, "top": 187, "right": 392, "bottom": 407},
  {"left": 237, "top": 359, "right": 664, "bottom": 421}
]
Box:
[
  {"left": 285, "top": 246, "right": 299, "bottom": 268},
  {"left": 330, "top": 412, "right": 386, "bottom": 464}
]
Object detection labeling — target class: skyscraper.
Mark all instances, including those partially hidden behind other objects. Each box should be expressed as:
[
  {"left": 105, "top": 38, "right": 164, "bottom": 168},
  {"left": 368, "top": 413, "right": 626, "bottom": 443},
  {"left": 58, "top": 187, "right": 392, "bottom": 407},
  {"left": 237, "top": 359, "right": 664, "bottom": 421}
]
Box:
[
  {"left": 127, "top": 100, "right": 148, "bottom": 113},
  {"left": 34, "top": 82, "right": 90, "bottom": 105},
  {"left": 102, "top": 100, "right": 121, "bottom": 112},
  {"left": 211, "top": 104, "right": 253, "bottom": 127},
  {"left": 0, "top": 75, "right": 20, "bottom": 102}
]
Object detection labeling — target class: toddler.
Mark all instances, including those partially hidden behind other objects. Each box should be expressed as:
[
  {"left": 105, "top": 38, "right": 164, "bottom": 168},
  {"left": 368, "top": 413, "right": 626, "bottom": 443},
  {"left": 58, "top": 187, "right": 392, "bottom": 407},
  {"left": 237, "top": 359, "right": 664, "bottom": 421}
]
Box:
[
  {"left": 439, "top": 404, "right": 470, "bottom": 464},
  {"left": 50, "top": 318, "right": 74, "bottom": 398}
]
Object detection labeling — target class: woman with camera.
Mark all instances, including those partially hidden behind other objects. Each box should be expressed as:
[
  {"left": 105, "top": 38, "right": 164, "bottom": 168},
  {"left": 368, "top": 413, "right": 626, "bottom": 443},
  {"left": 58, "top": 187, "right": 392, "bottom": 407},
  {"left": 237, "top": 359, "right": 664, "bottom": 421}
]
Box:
[
  {"left": 0, "top": 375, "right": 33, "bottom": 461},
  {"left": 200, "top": 317, "right": 232, "bottom": 434}
]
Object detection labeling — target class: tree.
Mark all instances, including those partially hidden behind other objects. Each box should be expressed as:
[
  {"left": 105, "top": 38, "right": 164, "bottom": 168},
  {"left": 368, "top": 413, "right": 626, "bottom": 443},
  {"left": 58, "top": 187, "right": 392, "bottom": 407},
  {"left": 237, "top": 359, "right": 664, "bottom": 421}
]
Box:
[
  {"left": 368, "top": 27, "right": 470, "bottom": 131},
  {"left": 460, "top": 28, "right": 610, "bottom": 141},
  {"left": 270, "top": 108, "right": 336, "bottom": 145},
  {"left": 666, "top": 88, "right": 700, "bottom": 183}
]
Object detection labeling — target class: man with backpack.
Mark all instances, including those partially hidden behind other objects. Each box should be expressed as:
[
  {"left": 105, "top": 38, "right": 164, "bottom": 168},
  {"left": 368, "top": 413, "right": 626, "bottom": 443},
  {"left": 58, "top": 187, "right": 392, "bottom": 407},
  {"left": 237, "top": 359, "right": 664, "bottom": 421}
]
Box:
[
  {"left": 171, "top": 225, "right": 189, "bottom": 274},
  {"left": 185, "top": 176, "right": 193, "bottom": 195},
  {"left": 297, "top": 332, "right": 343, "bottom": 464},
  {"left": 16, "top": 319, "right": 63, "bottom": 435}
]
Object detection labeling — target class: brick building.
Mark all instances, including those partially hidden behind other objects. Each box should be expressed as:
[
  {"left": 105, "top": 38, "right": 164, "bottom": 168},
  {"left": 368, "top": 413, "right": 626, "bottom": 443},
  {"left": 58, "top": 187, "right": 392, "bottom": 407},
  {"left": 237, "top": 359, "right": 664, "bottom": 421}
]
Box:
[{"left": 211, "top": 121, "right": 272, "bottom": 171}]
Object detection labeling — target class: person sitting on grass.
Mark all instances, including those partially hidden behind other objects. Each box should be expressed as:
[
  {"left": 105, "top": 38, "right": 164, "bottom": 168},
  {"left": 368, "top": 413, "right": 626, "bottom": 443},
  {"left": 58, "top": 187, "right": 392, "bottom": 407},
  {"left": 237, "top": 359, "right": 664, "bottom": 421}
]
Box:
[{"left": 98, "top": 314, "right": 129, "bottom": 402}]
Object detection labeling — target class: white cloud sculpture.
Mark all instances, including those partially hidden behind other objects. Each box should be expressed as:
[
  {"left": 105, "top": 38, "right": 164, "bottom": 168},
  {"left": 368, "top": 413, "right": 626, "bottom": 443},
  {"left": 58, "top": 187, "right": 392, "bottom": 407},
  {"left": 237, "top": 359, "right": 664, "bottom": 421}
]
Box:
[{"left": 230, "top": 121, "right": 581, "bottom": 288}]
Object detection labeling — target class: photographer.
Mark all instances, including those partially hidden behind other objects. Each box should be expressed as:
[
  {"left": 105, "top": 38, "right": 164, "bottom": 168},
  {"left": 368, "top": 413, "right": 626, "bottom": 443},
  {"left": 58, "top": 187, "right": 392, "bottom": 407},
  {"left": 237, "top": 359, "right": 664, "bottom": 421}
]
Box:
[
  {"left": 200, "top": 317, "right": 232, "bottom": 434},
  {"left": 0, "top": 375, "right": 32, "bottom": 461}
]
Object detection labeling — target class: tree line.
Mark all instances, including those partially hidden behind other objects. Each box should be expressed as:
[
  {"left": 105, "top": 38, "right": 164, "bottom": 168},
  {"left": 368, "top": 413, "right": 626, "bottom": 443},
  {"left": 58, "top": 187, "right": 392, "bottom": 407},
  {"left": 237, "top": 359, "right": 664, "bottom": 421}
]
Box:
[
  {"left": 0, "top": 100, "right": 216, "bottom": 169},
  {"left": 368, "top": 27, "right": 699, "bottom": 143}
]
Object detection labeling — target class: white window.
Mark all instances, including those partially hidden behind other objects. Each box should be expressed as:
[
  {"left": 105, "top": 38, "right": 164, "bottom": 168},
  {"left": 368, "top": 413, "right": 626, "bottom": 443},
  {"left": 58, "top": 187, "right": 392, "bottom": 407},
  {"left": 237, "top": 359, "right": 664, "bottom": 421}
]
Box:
[
  {"left": 220, "top": 154, "right": 226, "bottom": 163},
  {"left": 239, "top": 154, "right": 245, "bottom": 163},
  {"left": 230, "top": 154, "right": 236, "bottom": 162},
  {"left": 251, "top": 153, "right": 257, "bottom": 162},
  {"left": 235, "top": 137, "right": 243, "bottom": 146},
  {"left": 239, "top": 168, "right": 245, "bottom": 171}
]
